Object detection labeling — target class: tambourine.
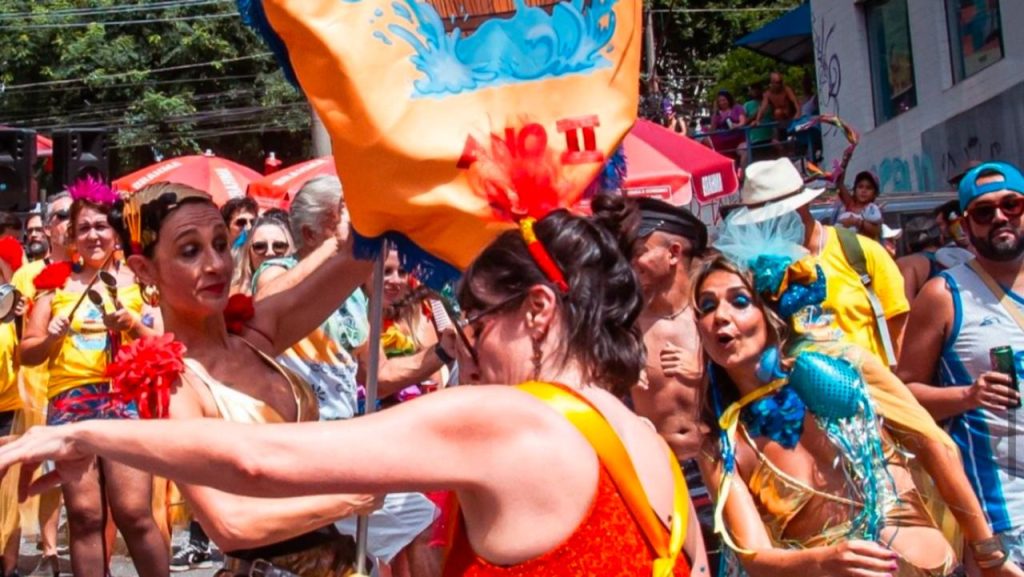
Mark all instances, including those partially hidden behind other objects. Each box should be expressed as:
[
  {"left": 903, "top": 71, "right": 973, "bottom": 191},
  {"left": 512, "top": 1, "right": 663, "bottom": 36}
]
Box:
[{"left": 0, "top": 284, "right": 21, "bottom": 323}]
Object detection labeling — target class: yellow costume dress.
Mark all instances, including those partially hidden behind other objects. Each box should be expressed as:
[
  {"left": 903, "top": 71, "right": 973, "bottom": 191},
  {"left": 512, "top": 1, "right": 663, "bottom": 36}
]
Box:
[
  {"left": 182, "top": 341, "right": 357, "bottom": 577},
  {"left": 45, "top": 283, "right": 143, "bottom": 424}
]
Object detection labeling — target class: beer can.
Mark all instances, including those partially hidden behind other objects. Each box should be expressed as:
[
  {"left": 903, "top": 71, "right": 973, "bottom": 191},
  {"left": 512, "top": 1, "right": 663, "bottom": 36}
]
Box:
[{"left": 990, "top": 346, "right": 1022, "bottom": 409}]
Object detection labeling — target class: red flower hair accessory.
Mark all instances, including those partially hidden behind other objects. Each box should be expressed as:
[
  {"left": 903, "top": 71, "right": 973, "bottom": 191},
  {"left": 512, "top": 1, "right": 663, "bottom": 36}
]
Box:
[
  {"left": 467, "top": 123, "right": 573, "bottom": 293},
  {"left": 106, "top": 333, "right": 187, "bottom": 419},
  {"left": 68, "top": 175, "right": 120, "bottom": 205},
  {"left": 0, "top": 237, "right": 24, "bottom": 273},
  {"left": 33, "top": 261, "right": 73, "bottom": 291},
  {"left": 224, "top": 294, "right": 255, "bottom": 334}
]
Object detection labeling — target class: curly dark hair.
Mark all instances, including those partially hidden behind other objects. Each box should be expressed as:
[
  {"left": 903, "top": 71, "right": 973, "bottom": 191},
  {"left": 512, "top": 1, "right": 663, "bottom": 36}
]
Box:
[{"left": 458, "top": 194, "right": 644, "bottom": 397}]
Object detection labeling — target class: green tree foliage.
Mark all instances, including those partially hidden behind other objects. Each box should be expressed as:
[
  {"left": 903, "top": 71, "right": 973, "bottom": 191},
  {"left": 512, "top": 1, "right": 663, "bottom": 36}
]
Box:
[
  {"left": 643, "top": 0, "right": 809, "bottom": 120},
  {"left": 0, "top": 0, "right": 310, "bottom": 175}
]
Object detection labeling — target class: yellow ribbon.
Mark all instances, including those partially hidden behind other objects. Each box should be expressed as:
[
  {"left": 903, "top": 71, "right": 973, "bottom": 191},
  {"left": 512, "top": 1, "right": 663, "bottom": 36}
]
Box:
[
  {"left": 517, "top": 381, "right": 688, "bottom": 577},
  {"left": 712, "top": 378, "right": 787, "bottom": 556}
]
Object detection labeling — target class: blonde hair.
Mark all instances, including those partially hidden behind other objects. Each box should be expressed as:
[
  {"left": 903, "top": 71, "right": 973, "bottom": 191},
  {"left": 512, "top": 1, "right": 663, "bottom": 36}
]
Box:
[{"left": 233, "top": 217, "right": 295, "bottom": 296}]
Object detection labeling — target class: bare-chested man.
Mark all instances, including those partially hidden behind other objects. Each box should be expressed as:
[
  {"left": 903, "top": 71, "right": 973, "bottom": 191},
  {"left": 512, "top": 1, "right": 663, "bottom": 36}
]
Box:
[
  {"left": 753, "top": 71, "right": 801, "bottom": 148},
  {"left": 630, "top": 198, "right": 707, "bottom": 460},
  {"left": 628, "top": 198, "right": 719, "bottom": 572}
]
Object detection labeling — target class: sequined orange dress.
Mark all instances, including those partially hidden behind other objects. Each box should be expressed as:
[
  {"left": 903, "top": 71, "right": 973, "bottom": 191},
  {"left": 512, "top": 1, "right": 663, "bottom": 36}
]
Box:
[{"left": 443, "top": 464, "right": 690, "bottom": 577}]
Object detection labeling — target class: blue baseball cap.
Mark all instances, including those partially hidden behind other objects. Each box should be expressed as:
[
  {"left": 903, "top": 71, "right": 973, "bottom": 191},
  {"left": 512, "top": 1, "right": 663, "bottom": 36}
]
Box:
[{"left": 958, "top": 161, "right": 1024, "bottom": 212}]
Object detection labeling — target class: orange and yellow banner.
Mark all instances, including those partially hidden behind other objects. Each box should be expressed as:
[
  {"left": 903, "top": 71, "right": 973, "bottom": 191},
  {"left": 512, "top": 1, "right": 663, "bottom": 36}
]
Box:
[{"left": 245, "top": 0, "right": 641, "bottom": 270}]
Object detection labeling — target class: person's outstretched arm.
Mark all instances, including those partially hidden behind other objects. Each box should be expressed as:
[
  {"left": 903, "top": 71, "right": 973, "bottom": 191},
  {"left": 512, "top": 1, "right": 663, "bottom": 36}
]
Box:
[{"left": 3, "top": 385, "right": 560, "bottom": 500}]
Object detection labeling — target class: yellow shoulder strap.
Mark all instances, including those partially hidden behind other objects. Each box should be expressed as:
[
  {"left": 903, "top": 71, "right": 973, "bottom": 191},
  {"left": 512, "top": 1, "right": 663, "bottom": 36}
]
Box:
[{"left": 517, "top": 381, "right": 688, "bottom": 577}]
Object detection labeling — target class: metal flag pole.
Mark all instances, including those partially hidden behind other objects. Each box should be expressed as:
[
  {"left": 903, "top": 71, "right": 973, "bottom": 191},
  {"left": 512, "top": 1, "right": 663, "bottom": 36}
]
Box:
[{"left": 354, "top": 243, "right": 387, "bottom": 576}]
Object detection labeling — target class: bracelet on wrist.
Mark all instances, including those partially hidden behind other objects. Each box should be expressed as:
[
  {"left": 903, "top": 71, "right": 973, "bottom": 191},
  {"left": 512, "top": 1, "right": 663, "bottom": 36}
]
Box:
[
  {"left": 434, "top": 344, "right": 454, "bottom": 365},
  {"left": 970, "top": 536, "right": 1009, "bottom": 569}
]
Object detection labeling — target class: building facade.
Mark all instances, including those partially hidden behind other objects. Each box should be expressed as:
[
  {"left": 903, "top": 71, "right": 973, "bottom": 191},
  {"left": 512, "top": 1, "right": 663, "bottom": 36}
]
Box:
[{"left": 810, "top": 0, "right": 1023, "bottom": 193}]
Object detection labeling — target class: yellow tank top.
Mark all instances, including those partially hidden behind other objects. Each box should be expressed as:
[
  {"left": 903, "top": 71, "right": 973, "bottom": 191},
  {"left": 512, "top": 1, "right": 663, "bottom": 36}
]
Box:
[{"left": 47, "top": 283, "right": 143, "bottom": 398}]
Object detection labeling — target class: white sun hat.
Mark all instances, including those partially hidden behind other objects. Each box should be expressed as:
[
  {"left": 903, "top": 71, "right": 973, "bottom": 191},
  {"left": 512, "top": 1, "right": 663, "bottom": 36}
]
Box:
[{"left": 730, "top": 158, "right": 827, "bottom": 225}]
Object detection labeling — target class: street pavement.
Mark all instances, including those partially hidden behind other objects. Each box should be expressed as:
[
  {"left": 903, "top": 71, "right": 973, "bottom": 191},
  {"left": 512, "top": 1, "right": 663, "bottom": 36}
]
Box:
[{"left": 16, "top": 539, "right": 219, "bottom": 577}]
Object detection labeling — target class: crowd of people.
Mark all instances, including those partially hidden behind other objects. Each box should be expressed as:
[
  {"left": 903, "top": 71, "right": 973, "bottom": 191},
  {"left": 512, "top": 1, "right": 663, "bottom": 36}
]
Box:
[{"left": 0, "top": 155, "right": 1017, "bottom": 577}]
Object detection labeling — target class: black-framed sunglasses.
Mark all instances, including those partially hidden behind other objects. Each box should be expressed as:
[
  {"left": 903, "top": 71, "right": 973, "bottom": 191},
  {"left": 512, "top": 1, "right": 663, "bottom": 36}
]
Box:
[
  {"left": 453, "top": 292, "right": 525, "bottom": 367},
  {"left": 233, "top": 217, "right": 254, "bottom": 229},
  {"left": 252, "top": 240, "right": 290, "bottom": 255},
  {"left": 968, "top": 196, "right": 1024, "bottom": 225},
  {"left": 50, "top": 209, "right": 70, "bottom": 223}
]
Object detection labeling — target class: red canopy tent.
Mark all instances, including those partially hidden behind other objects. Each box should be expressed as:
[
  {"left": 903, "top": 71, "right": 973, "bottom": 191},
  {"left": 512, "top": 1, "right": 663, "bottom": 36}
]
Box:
[
  {"left": 620, "top": 120, "right": 739, "bottom": 223},
  {"left": 113, "top": 154, "right": 262, "bottom": 207},
  {"left": 247, "top": 156, "right": 336, "bottom": 211}
]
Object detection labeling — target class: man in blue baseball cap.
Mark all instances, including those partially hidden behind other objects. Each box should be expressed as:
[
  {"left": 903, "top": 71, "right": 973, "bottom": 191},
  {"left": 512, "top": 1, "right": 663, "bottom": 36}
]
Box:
[{"left": 900, "top": 160, "right": 1024, "bottom": 569}]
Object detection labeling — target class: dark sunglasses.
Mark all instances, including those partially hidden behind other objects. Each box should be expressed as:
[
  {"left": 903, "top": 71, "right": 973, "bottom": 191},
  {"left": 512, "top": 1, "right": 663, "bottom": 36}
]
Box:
[
  {"left": 233, "top": 217, "right": 254, "bottom": 229},
  {"left": 967, "top": 196, "right": 1024, "bottom": 225},
  {"left": 50, "top": 210, "right": 70, "bottom": 223},
  {"left": 453, "top": 292, "right": 525, "bottom": 367},
  {"left": 252, "top": 241, "right": 290, "bottom": 255}
]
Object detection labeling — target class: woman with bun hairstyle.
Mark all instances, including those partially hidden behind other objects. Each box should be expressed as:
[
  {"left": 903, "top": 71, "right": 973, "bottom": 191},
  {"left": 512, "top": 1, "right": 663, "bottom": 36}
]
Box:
[
  {"left": 19, "top": 178, "right": 167, "bottom": 577},
  {"left": 0, "top": 191, "right": 707, "bottom": 577}
]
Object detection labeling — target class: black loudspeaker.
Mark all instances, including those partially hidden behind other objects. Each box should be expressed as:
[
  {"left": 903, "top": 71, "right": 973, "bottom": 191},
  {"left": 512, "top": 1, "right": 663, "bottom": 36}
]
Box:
[
  {"left": 0, "top": 128, "right": 38, "bottom": 211},
  {"left": 52, "top": 129, "right": 109, "bottom": 192}
]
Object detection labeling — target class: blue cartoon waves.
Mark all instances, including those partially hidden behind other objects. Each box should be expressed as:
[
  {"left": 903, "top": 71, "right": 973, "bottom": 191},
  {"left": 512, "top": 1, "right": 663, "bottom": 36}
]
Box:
[{"left": 375, "top": 0, "right": 618, "bottom": 97}]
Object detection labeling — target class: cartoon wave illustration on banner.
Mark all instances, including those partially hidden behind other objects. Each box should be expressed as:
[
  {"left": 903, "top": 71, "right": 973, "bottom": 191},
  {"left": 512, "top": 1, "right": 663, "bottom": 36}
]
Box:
[
  {"left": 236, "top": 0, "right": 640, "bottom": 285},
  {"left": 375, "top": 0, "right": 618, "bottom": 96}
]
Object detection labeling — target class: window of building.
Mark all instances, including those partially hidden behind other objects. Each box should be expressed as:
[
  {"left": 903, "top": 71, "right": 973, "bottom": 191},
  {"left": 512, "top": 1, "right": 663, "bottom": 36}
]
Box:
[
  {"left": 946, "top": 0, "right": 1003, "bottom": 82},
  {"left": 865, "top": 0, "right": 917, "bottom": 125}
]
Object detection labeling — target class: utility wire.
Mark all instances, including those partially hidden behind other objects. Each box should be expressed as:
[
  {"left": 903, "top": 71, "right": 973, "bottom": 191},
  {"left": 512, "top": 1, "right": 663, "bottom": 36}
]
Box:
[
  {"left": 1, "top": 11, "right": 239, "bottom": 31},
  {"left": 3, "top": 73, "right": 266, "bottom": 97},
  {"left": 0, "top": 0, "right": 231, "bottom": 20},
  {"left": 648, "top": 6, "right": 797, "bottom": 14},
  {"left": 2, "top": 53, "right": 272, "bottom": 90}
]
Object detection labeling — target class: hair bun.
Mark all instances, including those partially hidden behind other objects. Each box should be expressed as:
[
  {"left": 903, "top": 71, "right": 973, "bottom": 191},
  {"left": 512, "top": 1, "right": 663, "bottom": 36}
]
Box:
[{"left": 589, "top": 193, "right": 640, "bottom": 260}]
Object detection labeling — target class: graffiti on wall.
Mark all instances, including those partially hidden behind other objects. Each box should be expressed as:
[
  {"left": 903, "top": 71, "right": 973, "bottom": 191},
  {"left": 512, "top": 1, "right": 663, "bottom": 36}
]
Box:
[
  {"left": 813, "top": 14, "right": 842, "bottom": 136},
  {"left": 871, "top": 154, "right": 937, "bottom": 193},
  {"left": 921, "top": 80, "right": 1024, "bottom": 186},
  {"left": 936, "top": 135, "right": 1004, "bottom": 183}
]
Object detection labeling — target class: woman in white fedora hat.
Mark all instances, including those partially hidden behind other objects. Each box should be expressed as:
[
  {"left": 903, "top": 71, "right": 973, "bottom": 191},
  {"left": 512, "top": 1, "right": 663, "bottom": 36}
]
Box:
[{"left": 729, "top": 158, "right": 909, "bottom": 368}]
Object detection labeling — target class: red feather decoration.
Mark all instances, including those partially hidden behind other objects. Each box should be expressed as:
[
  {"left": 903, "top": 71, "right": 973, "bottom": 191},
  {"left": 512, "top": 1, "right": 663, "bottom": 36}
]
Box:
[
  {"left": 466, "top": 123, "right": 574, "bottom": 292},
  {"left": 224, "top": 294, "right": 255, "bottom": 334},
  {"left": 33, "top": 261, "right": 73, "bottom": 291},
  {"left": 0, "top": 237, "right": 23, "bottom": 273},
  {"left": 106, "top": 333, "right": 186, "bottom": 419},
  {"left": 467, "top": 124, "right": 573, "bottom": 222}
]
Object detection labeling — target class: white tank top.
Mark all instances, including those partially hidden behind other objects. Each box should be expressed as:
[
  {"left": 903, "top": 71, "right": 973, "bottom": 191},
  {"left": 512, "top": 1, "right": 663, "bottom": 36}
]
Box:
[{"left": 938, "top": 263, "right": 1024, "bottom": 533}]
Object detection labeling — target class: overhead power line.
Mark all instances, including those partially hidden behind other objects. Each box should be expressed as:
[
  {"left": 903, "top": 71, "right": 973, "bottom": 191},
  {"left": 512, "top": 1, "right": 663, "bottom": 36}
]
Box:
[
  {"left": 648, "top": 6, "right": 797, "bottom": 14},
  {"left": 2, "top": 53, "right": 273, "bottom": 91},
  {"left": 0, "top": 0, "right": 231, "bottom": 20},
  {"left": 1, "top": 11, "right": 239, "bottom": 31}
]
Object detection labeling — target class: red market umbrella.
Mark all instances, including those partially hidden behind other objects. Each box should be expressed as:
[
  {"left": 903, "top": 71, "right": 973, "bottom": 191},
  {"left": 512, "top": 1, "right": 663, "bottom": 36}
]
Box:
[
  {"left": 113, "top": 154, "right": 262, "bottom": 207},
  {"left": 622, "top": 119, "right": 739, "bottom": 206},
  {"left": 247, "top": 156, "right": 336, "bottom": 211},
  {"left": 36, "top": 134, "right": 52, "bottom": 158}
]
